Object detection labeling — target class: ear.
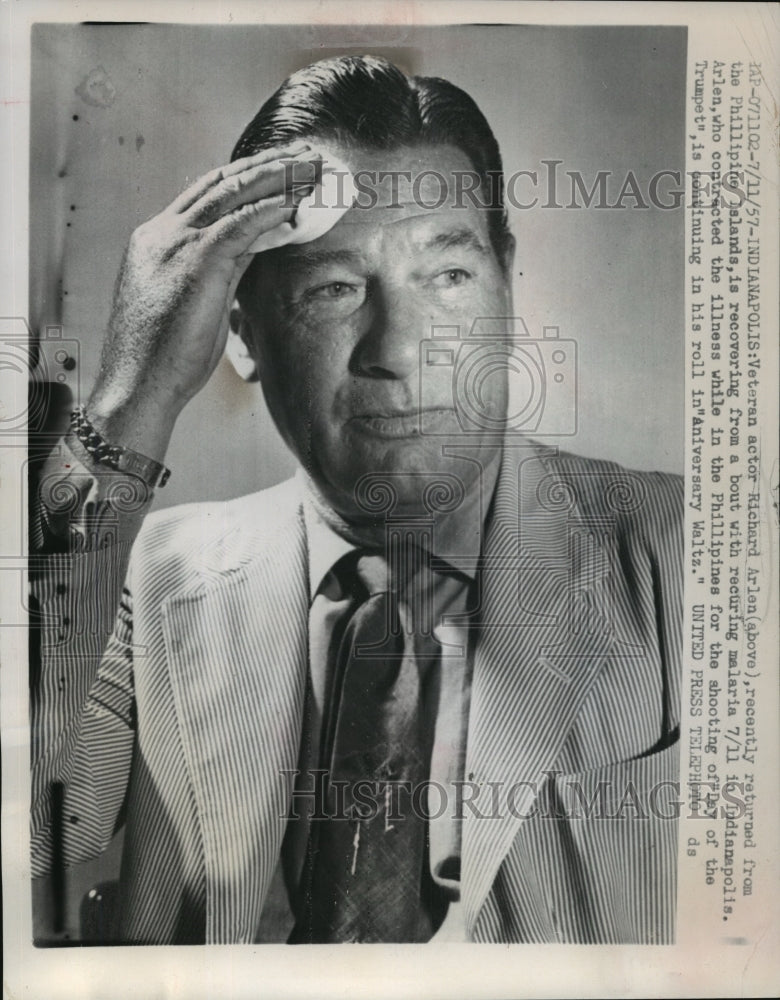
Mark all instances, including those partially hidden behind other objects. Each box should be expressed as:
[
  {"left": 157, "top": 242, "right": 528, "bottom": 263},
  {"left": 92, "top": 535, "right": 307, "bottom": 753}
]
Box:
[
  {"left": 502, "top": 231, "right": 517, "bottom": 275},
  {"left": 225, "top": 299, "right": 261, "bottom": 382},
  {"left": 497, "top": 231, "right": 517, "bottom": 315}
]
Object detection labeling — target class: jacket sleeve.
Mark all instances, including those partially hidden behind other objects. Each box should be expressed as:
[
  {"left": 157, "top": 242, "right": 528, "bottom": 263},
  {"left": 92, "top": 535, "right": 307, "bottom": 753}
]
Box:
[
  {"left": 29, "top": 439, "right": 154, "bottom": 875},
  {"left": 641, "top": 470, "right": 685, "bottom": 735}
]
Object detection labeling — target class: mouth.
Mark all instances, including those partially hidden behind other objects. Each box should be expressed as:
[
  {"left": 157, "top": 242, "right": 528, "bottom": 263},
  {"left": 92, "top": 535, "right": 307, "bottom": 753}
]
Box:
[{"left": 348, "top": 407, "right": 455, "bottom": 439}]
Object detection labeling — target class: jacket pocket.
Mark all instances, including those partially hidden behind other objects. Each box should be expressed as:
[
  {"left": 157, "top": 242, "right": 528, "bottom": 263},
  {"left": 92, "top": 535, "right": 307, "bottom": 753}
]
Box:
[
  {"left": 552, "top": 736, "right": 681, "bottom": 821},
  {"left": 489, "top": 738, "right": 681, "bottom": 943}
]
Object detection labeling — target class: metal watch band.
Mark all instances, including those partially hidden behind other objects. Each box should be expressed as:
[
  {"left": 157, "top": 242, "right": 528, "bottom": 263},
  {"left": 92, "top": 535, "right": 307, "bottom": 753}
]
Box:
[{"left": 67, "top": 405, "right": 171, "bottom": 489}]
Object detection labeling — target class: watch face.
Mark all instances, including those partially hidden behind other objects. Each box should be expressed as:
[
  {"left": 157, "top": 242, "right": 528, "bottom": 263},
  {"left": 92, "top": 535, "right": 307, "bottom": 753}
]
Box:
[{"left": 117, "top": 449, "right": 169, "bottom": 489}]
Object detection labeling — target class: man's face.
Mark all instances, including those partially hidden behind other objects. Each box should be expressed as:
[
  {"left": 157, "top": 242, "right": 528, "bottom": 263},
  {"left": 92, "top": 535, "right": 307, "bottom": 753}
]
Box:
[{"left": 239, "top": 143, "right": 513, "bottom": 524}]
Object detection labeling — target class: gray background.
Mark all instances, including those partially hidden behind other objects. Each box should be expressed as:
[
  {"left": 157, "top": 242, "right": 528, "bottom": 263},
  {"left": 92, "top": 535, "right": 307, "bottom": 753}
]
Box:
[{"left": 31, "top": 22, "right": 686, "bottom": 524}]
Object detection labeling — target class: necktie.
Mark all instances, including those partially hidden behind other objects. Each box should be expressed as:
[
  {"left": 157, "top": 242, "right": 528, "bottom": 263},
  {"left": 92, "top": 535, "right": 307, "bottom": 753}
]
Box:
[{"left": 290, "top": 550, "right": 445, "bottom": 943}]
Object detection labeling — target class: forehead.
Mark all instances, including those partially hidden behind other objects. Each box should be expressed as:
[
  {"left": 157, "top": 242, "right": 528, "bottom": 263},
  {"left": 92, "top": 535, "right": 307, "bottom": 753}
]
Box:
[{"left": 300, "top": 142, "right": 494, "bottom": 258}]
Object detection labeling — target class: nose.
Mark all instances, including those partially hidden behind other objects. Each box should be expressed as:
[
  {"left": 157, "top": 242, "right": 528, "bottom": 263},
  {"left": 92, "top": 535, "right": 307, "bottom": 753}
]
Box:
[{"left": 351, "top": 281, "right": 429, "bottom": 380}]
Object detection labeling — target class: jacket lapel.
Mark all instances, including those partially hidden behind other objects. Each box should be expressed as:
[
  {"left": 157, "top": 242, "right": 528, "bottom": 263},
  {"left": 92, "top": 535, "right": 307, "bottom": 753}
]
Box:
[
  {"left": 163, "top": 487, "right": 309, "bottom": 944},
  {"left": 155, "top": 451, "right": 629, "bottom": 941},
  {"left": 462, "top": 443, "right": 618, "bottom": 936}
]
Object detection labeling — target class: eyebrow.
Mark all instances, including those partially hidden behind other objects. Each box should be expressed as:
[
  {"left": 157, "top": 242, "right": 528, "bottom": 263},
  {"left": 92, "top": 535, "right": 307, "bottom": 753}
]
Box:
[
  {"left": 417, "top": 228, "right": 488, "bottom": 256},
  {"left": 279, "top": 226, "right": 488, "bottom": 271},
  {"left": 281, "top": 247, "right": 365, "bottom": 270}
]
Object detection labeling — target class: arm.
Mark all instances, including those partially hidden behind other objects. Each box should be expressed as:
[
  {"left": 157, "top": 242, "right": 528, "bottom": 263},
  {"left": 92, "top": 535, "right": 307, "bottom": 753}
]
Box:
[{"left": 30, "top": 141, "right": 320, "bottom": 871}]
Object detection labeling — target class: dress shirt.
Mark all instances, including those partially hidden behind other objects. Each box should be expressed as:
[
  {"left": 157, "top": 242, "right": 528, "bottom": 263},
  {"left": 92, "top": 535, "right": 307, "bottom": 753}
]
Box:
[
  {"left": 34, "top": 434, "right": 501, "bottom": 941},
  {"left": 281, "top": 458, "right": 500, "bottom": 936},
  {"left": 32, "top": 435, "right": 154, "bottom": 552}
]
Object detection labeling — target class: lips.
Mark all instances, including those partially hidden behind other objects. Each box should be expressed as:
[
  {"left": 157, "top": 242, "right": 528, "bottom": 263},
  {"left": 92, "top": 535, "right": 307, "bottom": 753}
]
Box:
[{"left": 348, "top": 407, "right": 455, "bottom": 438}]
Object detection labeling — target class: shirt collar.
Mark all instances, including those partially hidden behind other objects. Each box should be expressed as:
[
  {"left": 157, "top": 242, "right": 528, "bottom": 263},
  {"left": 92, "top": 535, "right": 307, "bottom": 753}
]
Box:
[{"left": 299, "top": 453, "right": 501, "bottom": 600}]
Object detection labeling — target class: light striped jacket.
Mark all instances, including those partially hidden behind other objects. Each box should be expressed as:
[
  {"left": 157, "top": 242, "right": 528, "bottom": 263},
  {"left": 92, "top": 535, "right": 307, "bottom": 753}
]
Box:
[{"left": 31, "top": 441, "right": 684, "bottom": 944}]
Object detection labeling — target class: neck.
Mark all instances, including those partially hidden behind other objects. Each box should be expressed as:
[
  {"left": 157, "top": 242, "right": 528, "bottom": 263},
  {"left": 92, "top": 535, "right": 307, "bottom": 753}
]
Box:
[{"left": 301, "top": 449, "right": 503, "bottom": 571}]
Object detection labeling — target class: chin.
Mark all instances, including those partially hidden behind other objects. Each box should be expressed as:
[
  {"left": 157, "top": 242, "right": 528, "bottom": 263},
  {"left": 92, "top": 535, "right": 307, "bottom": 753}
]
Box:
[
  {"left": 328, "top": 446, "right": 484, "bottom": 521},
  {"left": 346, "top": 436, "right": 459, "bottom": 477}
]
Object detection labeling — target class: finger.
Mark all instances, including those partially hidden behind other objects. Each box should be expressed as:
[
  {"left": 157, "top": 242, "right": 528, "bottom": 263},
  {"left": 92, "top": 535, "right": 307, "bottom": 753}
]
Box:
[
  {"left": 203, "top": 187, "right": 310, "bottom": 254},
  {"left": 182, "top": 154, "right": 322, "bottom": 229},
  {"left": 169, "top": 141, "right": 312, "bottom": 214},
  {"left": 244, "top": 221, "right": 297, "bottom": 255},
  {"left": 168, "top": 139, "right": 313, "bottom": 214}
]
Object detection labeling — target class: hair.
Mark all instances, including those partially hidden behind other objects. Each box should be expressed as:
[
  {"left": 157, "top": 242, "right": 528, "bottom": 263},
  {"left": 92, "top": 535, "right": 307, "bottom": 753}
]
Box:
[{"left": 232, "top": 54, "right": 512, "bottom": 269}]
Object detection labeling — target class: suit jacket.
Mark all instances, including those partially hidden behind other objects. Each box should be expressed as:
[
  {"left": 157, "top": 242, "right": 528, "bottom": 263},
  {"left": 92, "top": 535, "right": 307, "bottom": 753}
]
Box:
[{"left": 31, "top": 440, "right": 683, "bottom": 944}]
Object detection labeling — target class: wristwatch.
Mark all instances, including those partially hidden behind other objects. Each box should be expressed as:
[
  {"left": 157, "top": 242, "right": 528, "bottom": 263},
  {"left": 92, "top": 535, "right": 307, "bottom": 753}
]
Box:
[{"left": 67, "top": 405, "right": 171, "bottom": 489}]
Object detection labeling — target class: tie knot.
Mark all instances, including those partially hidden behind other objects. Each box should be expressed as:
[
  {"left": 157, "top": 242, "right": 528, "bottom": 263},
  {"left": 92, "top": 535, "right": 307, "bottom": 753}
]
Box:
[
  {"left": 334, "top": 548, "right": 467, "bottom": 625},
  {"left": 355, "top": 553, "right": 389, "bottom": 596},
  {"left": 352, "top": 547, "right": 430, "bottom": 598}
]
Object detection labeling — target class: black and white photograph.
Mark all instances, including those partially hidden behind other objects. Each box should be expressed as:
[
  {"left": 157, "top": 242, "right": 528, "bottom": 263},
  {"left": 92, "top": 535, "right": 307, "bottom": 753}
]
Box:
[
  {"left": 2, "top": 3, "right": 778, "bottom": 998},
  {"left": 27, "top": 17, "right": 687, "bottom": 947}
]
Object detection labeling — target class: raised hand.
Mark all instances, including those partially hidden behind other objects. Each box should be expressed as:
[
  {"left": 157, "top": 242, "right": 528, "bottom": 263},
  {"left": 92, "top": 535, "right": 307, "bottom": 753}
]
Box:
[{"left": 86, "top": 141, "right": 319, "bottom": 459}]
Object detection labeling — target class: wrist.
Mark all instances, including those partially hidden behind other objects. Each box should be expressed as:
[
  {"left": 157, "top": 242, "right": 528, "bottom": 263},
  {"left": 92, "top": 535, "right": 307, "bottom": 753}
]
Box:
[
  {"left": 68, "top": 406, "right": 172, "bottom": 489},
  {"left": 86, "top": 387, "right": 180, "bottom": 462}
]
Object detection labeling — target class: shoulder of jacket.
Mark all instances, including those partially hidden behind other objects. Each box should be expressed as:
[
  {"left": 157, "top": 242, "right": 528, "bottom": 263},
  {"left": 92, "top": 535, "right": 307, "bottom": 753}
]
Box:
[
  {"left": 537, "top": 443, "right": 684, "bottom": 537},
  {"left": 132, "top": 476, "right": 303, "bottom": 572}
]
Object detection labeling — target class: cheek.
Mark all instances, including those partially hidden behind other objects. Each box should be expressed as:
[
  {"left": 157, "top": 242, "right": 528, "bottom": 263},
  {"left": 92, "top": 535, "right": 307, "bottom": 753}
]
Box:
[
  {"left": 477, "top": 271, "right": 510, "bottom": 310},
  {"left": 441, "top": 272, "right": 509, "bottom": 334},
  {"left": 263, "top": 315, "right": 356, "bottom": 416}
]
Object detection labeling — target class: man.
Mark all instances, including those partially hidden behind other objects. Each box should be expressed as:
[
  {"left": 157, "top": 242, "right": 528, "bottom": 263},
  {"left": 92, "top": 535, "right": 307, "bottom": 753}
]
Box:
[{"left": 30, "top": 55, "right": 683, "bottom": 945}]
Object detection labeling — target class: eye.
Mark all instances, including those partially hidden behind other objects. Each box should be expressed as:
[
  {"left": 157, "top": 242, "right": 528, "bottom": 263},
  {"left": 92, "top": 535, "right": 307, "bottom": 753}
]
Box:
[
  {"left": 432, "top": 268, "right": 472, "bottom": 288},
  {"left": 308, "top": 281, "right": 358, "bottom": 300}
]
